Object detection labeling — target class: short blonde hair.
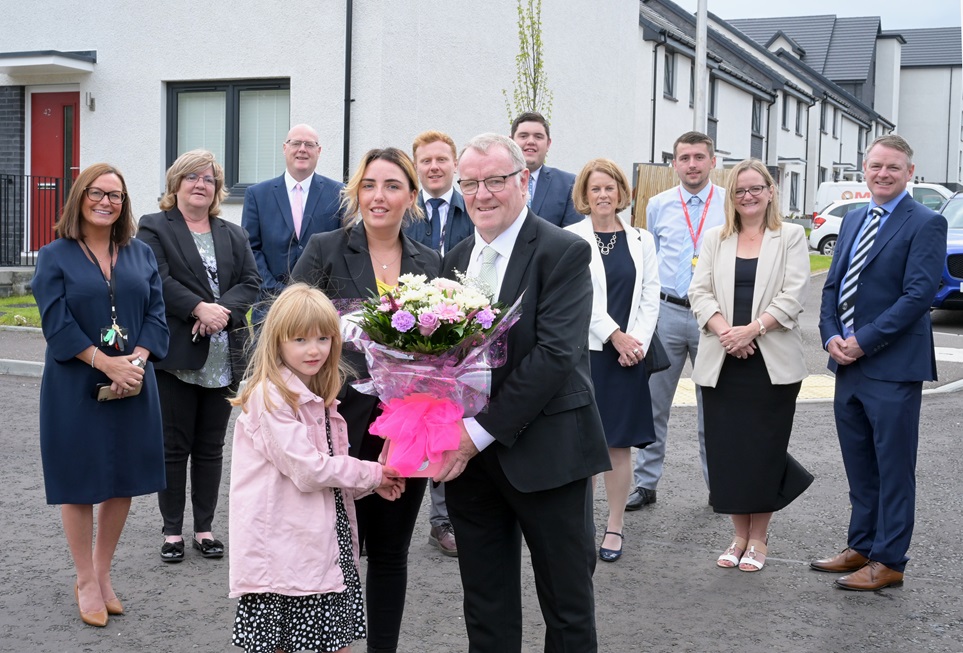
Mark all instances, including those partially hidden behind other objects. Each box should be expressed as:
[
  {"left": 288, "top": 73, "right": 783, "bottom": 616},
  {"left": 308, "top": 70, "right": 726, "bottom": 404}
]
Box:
[
  {"left": 231, "top": 284, "right": 344, "bottom": 413},
  {"left": 412, "top": 130, "right": 457, "bottom": 160},
  {"left": 721, "top": 159, "right": 782, "bottom": 239},
  {"left": 341, "top": 148, "right": 423, "bottom": 227},
  {"left": 159, "top": 149, "right": 228, "bottom": 216},
  {"left": 572, "top": 158, "right": 632, "bottom": 216}
]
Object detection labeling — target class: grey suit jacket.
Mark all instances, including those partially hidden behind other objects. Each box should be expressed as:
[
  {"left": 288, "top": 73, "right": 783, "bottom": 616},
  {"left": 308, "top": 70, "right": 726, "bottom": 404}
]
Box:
[{"left": 689, "top": 223, "right": 810, "bottom": 387}]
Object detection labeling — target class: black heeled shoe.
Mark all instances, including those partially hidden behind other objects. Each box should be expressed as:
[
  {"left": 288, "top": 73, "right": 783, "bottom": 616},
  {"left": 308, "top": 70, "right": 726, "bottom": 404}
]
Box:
[{"left": 599, "top": 531, "right": 624, "bottom": 562}]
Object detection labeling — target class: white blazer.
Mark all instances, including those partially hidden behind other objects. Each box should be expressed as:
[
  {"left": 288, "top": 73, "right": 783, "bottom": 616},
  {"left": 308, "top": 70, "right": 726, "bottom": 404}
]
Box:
[
  {"left": 688, "top": 223, "right": 810, "bottom": 388},
  {"left": 566, "top": 215, "right": 660, "bottom": 352}
]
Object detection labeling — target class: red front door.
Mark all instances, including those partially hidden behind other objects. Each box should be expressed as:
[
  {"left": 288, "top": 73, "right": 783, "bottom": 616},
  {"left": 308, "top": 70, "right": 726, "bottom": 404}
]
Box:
[{"left": 30, "top": 91, "right": 79, "bottom": 250}]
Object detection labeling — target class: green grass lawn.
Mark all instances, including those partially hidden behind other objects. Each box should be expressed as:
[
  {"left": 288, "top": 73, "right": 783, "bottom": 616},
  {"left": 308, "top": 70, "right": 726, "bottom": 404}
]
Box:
[
  {"left": 810, "top": 254, "right": 833, "bottom": 274},
  {"left": 0, "top": 294, "right": 40, "bottom": 327}
]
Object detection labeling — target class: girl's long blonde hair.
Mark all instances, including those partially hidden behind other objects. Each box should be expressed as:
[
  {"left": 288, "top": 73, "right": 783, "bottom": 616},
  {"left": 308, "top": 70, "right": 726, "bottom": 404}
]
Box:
[{"left": 231, "top": 284, "right": 344, "bottom": 413}]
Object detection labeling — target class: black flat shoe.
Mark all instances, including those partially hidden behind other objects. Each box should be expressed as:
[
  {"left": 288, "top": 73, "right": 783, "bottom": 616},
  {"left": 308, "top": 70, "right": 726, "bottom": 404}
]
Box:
[
  {"left": 192, "top": 537, "right": 224, "bottom": 559},
  {"left": 599, "top": 531, "right": 624, "bottom": 562},
  {"left": 160, "top": 540, "right": 185, "bottom": 563}
]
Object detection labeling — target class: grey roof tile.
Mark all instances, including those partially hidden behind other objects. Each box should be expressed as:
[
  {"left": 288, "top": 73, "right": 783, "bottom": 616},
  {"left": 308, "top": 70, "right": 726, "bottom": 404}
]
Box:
[{"left": 895, "top": 27, "right": 962, "bottom": 67}]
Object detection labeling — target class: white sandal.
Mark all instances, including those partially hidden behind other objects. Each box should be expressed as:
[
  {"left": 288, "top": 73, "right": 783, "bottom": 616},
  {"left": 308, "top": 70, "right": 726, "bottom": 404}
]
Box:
[
  {"left": 739, "top": 539, "right": 768, "bottom": 572},
  {"left": 716, "top": 538, "right": 747, "bottom": 568}
]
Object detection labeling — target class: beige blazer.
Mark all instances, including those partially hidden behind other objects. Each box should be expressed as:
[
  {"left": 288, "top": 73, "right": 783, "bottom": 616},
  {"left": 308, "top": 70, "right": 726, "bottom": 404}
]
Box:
[
  {"left": 566, "top": 214, "right": 660, "bottom": 352},
  {"left": 689, "top": 223, "right": 810, "bottom": 388}
]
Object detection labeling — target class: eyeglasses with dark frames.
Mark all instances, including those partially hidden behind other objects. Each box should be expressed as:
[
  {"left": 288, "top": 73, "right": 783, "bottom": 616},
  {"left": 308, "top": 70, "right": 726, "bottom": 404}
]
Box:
[
  {"left": 85, "top": 187, "right": 126, "bottom": 205},
  {"left": 457, "top": 169, "right": 524, "bottom": 195},
  {"left": 733, "top": 185, "right": 769, "bottom": 198}
]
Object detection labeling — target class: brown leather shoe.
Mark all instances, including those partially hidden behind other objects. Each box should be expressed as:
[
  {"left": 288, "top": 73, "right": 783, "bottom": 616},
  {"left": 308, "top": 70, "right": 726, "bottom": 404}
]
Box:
[
  {"left": 810, "top": 547, "right": 869, "bottom": 573},
  {"left": 75, "top": 584, "right": 108, "bottom": 627},
  {"left": 429, "top": 523, "right": 458, "bottom": 557},
  {"left": 834, "top": 561, "right": 904, "bottom": 591}
]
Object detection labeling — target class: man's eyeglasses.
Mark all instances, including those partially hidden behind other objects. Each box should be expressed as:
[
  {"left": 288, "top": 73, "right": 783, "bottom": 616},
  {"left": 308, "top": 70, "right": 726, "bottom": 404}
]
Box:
[
  {"left": 85, "top": 187, "right": 126, "bottom": 205},
  {"left": 185, "top": 173, "right": 216, "bottom": 186},
  {"left": 457, "top": 169, "right": 523, "bottom": 195},
  {"left": 733, "top": 185, "right": 769, "bottom": 198},
  {"left": 286, "top": 139, "right": 320, "bottom": 150}
]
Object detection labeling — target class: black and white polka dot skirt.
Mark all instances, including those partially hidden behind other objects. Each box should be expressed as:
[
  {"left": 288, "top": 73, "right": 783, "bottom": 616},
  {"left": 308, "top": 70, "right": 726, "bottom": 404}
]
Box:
[{"left": 232, "top": 487, "right": 365, "bottom": 652}]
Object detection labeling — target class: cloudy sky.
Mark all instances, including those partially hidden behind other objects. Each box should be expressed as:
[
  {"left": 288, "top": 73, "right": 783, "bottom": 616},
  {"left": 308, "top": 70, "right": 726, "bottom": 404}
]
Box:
[{"left": 671, "top": 0, "right": 961, "bottom": 30}]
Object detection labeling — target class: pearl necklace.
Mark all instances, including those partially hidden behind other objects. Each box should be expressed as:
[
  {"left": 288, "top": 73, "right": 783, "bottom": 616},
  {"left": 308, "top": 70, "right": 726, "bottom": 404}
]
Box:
[{"left": 595, "top": 231, "right": 618, "bottom": 256}]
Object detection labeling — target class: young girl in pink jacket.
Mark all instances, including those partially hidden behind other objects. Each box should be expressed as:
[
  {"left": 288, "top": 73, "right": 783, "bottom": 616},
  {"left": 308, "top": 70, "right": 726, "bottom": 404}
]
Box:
[{"left": 228, "top": 284, "right": 404, "bottom": 653}]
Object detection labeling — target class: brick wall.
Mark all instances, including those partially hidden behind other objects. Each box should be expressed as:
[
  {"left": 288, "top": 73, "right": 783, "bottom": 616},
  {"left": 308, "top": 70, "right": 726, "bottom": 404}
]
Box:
[{"left": 0, "top": 86, "right": 25, "bottom": 175}]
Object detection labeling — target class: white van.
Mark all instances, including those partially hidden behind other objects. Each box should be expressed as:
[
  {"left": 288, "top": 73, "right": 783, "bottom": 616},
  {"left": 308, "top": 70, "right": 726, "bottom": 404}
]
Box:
[{"left": 814, "top": 181, "right": 951, "bottom": 215}]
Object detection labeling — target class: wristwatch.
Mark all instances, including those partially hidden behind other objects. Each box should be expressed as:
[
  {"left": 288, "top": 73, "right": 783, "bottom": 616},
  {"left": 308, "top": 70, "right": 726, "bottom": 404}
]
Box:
[{"left": 756, "top": 318, "right": 767, "bottom": 336}]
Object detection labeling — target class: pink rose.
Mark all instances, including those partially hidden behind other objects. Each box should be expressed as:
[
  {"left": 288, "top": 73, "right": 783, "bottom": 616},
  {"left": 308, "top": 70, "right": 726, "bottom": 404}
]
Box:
[{"left": 417, "top": 312, "right": 440, "bottom": 336}]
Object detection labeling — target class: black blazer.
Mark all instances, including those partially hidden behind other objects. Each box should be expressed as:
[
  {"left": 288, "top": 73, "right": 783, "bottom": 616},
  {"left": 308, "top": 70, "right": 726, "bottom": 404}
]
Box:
[
  {"left": 290, "top": 222, "right": 442, "bottom": 454},
  {"left": 442, "top": 211, "right": 609, "bottom": 492},
  {"left": 137, "top": 208, "right": 260, "bottom": 383},
  {"left": 404, "top": 190, "right": 474, "bottom": 253}
]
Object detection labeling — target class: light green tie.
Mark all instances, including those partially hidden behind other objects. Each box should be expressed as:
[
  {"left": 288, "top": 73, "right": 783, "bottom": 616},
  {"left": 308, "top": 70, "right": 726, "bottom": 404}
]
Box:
[{"left": 479, "top": 246, "right": 499, "bottom": 297}]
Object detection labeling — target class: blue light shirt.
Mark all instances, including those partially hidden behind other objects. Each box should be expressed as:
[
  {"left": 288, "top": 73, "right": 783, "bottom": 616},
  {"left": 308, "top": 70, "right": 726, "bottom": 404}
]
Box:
[{"left": 645, "top": 183, "right": 726, "bottom": 299}]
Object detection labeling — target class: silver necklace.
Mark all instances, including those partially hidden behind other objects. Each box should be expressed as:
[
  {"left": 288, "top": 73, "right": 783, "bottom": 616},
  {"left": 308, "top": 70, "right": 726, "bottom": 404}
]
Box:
[
  {"left": 370, "top": 248, "right": 402, "bottom": 270},
  {"left": 595, "top": 231, "right": 618, "bottom": 256}
]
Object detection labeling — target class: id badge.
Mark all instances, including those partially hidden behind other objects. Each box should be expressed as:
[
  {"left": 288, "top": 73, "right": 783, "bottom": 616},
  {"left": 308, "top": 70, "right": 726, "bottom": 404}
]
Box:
[
  {"left": 101, "top": 325, "right": 129, "bottom": 352},
  {"left": 691, "top": 255, "right": 699, "bottom": 272}
]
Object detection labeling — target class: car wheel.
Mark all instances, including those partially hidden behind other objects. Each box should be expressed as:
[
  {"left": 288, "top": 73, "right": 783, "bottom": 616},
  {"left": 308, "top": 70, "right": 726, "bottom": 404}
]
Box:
[{"left": 819, "top": 237, "right": 836, "bottom": 257}]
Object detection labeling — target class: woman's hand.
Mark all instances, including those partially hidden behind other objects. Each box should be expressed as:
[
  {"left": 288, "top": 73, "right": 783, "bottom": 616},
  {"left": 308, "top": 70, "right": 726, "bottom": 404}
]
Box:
[
  {"left": 610, "top": 329, "right": 645, "bottom": 367},
  {"left": 375, "top": 466, "right": 406, "bottom": 501},
  {"left": 192, "top": 302, "right": 231, "bottom": 335},
  {"left": 97, "top": 351, "right": 146, "bottom": 395},
  {"left": 718, "top": 324, "right": 759, "bottom": 359}
]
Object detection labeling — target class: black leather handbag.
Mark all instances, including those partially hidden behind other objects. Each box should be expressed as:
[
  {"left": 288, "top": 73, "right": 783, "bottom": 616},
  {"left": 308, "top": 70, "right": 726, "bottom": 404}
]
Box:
[{"left": 644, "top": 330, "right": 671, "bottom": 374}]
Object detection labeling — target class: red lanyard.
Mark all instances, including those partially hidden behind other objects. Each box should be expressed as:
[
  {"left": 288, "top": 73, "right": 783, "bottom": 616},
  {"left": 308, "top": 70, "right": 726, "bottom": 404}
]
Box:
[{"left": 679, "top": 186, "right": 714, "bottom": 252}]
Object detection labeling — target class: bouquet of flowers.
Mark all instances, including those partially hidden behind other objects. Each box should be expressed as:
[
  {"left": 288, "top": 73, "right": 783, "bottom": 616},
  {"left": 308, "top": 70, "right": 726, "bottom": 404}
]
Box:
[{"left": 342, "top": 273, "right": 522, "bottom": 476}]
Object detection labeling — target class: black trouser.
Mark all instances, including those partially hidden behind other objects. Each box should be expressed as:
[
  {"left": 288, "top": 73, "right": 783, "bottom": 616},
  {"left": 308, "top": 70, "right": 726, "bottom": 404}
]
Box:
[
  {"left": 155, "top": 370, "right": 233, "bottom": 536},
  {"left": 341, "top": 387, "right": 428, "bottom": 653}
]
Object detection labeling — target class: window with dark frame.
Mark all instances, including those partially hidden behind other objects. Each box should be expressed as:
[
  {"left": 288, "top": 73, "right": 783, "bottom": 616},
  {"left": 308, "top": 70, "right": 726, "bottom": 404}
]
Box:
[
  {"left": 781, "top": 94, "right": 790, "bottom": 130},
  {"left": 820, "top": 103, "right": 828, "bottom": 133},
  {"left": 796, "top": 100, "right": 805, "bottom": 135},
  {"left": 689, "top": 63, "right": 695, "bottom": 108},
  {"left": 708, "top": 77, "right": 717, "bottom": 117},
  {"left": 167, "top": 79, "right": 291, "bottom": 193},
  {"left": 832, "top": 107, "right": 839, "bottom": 137},
  {"left": 664, "top": 52, "right": 676, "bottom": 99},
  {"left": 789, "top": 171, "right": 799, "bottom": 210},
  {"left": 751, "top": 99, "right": 763, "bottom": 135}
]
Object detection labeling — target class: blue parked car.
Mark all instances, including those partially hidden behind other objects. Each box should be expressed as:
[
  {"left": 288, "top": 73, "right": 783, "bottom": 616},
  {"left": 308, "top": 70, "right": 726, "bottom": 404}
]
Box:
[{"left": 933, "top": 193, "right": 963, "bottom": 310}]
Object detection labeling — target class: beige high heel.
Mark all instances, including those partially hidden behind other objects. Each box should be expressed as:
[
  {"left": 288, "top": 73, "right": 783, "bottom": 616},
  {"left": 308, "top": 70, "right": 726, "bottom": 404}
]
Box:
[{"left": 75, "top": 583, "right": 108, "bottom": 627}]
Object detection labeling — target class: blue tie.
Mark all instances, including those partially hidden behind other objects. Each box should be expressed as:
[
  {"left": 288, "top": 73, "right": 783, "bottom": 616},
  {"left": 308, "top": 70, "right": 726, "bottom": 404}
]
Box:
[
  {"left": 427, "top": 198, "right": 444, "bottom": 251},
  {"left": 838, "top": 207, "right": 884, "bottom": 335},
  {"left": 527, "top": 174, "right": 535, "bottom": 208}
]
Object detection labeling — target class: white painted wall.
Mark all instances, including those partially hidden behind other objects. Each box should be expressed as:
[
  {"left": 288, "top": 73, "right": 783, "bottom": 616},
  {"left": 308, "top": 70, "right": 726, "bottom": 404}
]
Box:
[
  {"left": 0, "top": 0, "right": 644, "bottom": 224},
  {"left": 898, "top": 66, "right": 963, "bottom": 186}
]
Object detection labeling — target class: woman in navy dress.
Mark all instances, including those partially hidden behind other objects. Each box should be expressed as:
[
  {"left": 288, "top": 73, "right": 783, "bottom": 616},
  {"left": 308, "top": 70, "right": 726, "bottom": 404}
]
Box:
[
  {"left": 33, "top": 163, "right": 169, "bottom": 627},
  {"left": 567, "top": 159, "right": 660, "bottom": 563}
]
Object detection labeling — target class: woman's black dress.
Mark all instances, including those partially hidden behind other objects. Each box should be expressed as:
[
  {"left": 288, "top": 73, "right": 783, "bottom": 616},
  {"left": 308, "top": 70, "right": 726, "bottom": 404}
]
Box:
[
  {"left": 589, "top": 231, "right": 656, "bottom": 449},
  {"left": 701, "top": 257, "right": 812, "bottom": 514}
]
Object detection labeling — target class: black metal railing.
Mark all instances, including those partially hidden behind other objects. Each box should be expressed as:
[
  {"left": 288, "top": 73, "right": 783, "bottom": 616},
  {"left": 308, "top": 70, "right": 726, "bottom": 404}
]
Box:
[{"left": 0, "top": 174, "right": 72, "bottom": 266}]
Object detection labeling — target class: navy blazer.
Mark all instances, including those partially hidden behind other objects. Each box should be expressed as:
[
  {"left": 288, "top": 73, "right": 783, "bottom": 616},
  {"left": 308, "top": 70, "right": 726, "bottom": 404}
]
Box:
[
  {"left": 442, "top": 211, "right": 610, "bottom": 492},
  {"left": 530, "top": 165, "right": 582, "bottom": 227},
  {"left": 242, "top": 172, "right": 344, "bottom": 296},
  {"left": 818, "top": 194, "right": 946, "bottom": 382},
  {"left": 404, "top": 190, "right": 474, "bottom": 253},
  {"left": 137, "top": 208, "right": 260, "bottom": 382}
]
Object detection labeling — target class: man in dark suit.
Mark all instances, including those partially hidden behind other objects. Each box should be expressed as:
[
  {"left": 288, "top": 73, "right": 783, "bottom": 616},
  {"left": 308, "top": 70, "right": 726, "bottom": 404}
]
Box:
[
  {"left": 404, "top": 130, "right": 473, "bottom": 255},
  {"left": 510, "top": 112, "right": 582, "bottom": 227},
  {"left": 436, "top": 133, "right": 610, "bottom": 652},
  {"left": 403, "top": 130, "right": 473, "bottom": 558},
  {"left": 242, "top": 123, "right": 343, "bottom": 323},
  {"left": 813, "top": 134, "right": 946, "bottom": 591}
]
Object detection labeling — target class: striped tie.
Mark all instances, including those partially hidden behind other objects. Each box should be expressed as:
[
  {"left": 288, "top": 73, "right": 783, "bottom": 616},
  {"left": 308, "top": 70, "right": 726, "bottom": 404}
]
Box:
[{"left": 838, "top": 207, "right": 884, "bottom": 334}]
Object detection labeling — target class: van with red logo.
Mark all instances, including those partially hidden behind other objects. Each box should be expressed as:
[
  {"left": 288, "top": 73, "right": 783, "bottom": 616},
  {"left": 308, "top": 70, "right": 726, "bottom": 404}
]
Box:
[{"left": 814, "top": 181, "right": 951, "bottom": 215}]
